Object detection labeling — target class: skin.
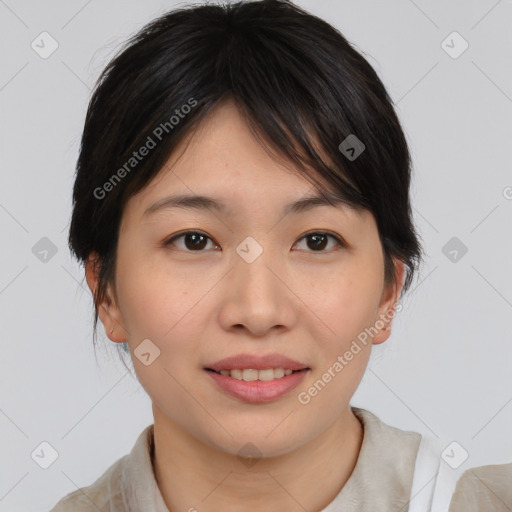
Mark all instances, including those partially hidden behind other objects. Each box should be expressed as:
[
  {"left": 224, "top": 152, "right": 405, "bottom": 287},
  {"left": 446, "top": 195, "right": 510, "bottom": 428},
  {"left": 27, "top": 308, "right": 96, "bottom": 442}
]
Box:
[{"left": 85, "top": 99, "right": 404, "bottom": 512}]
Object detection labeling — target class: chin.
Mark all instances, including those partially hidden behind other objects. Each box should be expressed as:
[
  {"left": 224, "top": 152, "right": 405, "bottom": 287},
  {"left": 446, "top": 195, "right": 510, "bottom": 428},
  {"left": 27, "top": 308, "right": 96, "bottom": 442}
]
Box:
[{"left": 200, "top": 423, "right": 307, "bottom": 460}]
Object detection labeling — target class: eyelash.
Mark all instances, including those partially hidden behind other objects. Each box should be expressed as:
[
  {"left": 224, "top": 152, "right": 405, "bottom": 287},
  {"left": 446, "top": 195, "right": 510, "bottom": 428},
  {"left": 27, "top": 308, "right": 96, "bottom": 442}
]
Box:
[{"left": 163, "top": 230, "right": 345, "bottom": 253}]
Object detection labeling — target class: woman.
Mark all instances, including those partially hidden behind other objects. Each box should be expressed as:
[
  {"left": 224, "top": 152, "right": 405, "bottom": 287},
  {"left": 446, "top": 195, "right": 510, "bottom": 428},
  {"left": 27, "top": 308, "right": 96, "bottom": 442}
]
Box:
[{"left": 51, "top": 0, "right": 461, "bottom": 510}]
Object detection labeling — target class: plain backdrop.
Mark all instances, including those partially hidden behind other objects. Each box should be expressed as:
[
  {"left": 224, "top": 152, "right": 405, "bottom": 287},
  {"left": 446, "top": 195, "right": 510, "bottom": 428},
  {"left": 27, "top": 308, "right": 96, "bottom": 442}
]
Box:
[{"left": 0, "top": 0, "right": 511, "bottom": 510}]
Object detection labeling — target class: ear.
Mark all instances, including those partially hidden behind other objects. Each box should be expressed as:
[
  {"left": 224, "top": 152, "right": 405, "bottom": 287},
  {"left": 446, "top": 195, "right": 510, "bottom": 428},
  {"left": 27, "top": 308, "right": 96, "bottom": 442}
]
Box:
[
  {"left": 372, "top": 259, "right": 405, "bottom": 345},
  {"left": 85, "top": 251, "right": 127, "bottom": 343}
]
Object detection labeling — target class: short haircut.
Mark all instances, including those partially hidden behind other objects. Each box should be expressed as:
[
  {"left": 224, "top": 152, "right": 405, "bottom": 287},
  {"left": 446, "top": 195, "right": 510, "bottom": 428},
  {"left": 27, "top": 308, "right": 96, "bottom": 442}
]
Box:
[{"left": 68, "top": 0, "right": 423, "bottom": 359}]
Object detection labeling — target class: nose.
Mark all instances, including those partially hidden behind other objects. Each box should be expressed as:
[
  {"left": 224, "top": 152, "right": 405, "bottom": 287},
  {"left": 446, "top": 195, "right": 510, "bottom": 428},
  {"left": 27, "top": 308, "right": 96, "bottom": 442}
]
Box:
[{"left": 217, "top": 245, "right": 298, "bottom": 338}]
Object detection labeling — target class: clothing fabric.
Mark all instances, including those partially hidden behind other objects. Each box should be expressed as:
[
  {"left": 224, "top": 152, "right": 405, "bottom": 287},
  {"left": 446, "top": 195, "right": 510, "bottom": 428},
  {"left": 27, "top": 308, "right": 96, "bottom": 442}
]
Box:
[
  {"left": 448, "top": 463, "right": 512, "bottom": 512},
  {"left": 49, "top": 407, "right": 447, "bottom": 512}
]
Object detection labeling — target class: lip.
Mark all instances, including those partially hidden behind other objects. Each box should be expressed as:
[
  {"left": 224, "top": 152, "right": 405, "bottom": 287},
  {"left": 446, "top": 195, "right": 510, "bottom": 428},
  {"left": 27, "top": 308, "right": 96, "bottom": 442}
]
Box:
[
  {"left": 204, "top": 353, "right": 310, "bottom": 403},
  {"left": 205, "top": 368, "right": 309, "bottom": 403},
  {"left": 206, "top": 353, "right": 309, "bottom": 372}
]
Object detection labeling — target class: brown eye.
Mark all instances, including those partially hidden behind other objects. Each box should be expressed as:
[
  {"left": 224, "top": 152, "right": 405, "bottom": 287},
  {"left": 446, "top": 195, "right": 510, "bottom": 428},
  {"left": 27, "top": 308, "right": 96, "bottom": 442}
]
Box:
[
  {"left": 294, "top": 232, "right": 343, "bottom": 252},
  {"left": 164, "top": 231, "right": 217, "bottom": 251},
  {"left": 163, "top": 230, "right": 343, "bottom": 253}
]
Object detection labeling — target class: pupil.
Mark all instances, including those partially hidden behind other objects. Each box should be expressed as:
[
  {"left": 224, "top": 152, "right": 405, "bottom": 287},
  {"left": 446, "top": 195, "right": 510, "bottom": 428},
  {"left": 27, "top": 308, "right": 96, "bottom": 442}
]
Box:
[
  {"left": 185, "top": 233, "right": 207, "bottom": 250},
  {"left": 308, "top": 234, "right": 327, "bottom": 251}
]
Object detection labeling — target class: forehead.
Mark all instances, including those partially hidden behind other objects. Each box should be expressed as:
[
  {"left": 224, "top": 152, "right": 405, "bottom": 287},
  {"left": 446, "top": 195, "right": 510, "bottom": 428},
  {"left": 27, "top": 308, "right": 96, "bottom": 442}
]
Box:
[{"left": 126, "top": 100, "right": 368, "bottom": 225}]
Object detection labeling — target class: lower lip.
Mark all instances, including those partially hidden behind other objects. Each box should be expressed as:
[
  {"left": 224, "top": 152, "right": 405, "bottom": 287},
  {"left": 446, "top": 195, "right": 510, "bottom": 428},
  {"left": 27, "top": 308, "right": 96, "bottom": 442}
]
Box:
[{"left": 205, "top": 369, "right": 309, "bottom": 403}]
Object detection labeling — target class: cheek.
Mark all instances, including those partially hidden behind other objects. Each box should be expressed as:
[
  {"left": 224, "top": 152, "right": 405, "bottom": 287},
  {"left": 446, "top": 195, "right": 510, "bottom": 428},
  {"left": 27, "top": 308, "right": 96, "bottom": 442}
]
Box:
[
  {"left": 117, "top": 267, "right": 208, "bottom": 414},
  {"left": 310, "top": 265, "right": 382, "bottom": 343},
  {"left": 298, "top": 259, "right": 381, "bottom": 402},
  {"left": 115, "top": 254, "right": 211, "bottom": 342}
]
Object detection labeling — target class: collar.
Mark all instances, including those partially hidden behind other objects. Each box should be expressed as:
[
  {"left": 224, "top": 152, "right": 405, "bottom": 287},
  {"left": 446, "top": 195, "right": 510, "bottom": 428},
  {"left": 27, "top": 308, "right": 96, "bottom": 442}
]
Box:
[
  {"left": 320, "top": 407, "right": 421, "bottom": 511},
  {"left": 120, "top": 407, "right": 421, "bottom": 512}
]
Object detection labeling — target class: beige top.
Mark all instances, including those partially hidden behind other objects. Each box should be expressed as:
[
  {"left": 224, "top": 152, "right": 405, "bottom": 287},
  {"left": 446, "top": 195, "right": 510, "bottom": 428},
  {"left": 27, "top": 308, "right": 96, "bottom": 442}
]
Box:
[
  {"left": 50, "top": 407, "right": 423, "bottom": 512},
  {"left": 448, "top": 463, "right": 512, "bottom": 512}
]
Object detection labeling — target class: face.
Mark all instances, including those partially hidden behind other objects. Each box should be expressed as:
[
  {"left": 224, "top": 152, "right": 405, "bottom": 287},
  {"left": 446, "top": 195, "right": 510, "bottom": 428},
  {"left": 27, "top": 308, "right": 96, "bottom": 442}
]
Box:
[{"left": 87, "top": 99, "right": 403, "bottom": 457}]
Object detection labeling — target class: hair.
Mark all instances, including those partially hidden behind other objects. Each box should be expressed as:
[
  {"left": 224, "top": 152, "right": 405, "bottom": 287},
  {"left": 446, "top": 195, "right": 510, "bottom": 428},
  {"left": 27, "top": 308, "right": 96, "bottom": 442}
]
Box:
[{"left": 68, "top": 0, "right": 423, "bottom": 365}]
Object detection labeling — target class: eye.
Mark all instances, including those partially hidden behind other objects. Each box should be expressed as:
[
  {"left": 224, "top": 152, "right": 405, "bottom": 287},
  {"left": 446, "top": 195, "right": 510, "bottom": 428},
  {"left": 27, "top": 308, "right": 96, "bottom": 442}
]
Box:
[
  {"left": 293, "top": 231, "right": 344, "bottom": 252},
  {"left": 163, "top": 231, "right": 219, "bottom": 251},
  {"left": 163, "top": 230, "right": 344, "bottom": 253}
]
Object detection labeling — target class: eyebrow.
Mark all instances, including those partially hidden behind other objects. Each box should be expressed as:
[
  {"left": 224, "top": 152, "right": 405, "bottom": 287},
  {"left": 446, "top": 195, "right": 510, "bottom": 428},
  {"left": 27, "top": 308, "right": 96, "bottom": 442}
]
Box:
[{"left": 142, "top": 191, "right": 351, "bottom": 218}]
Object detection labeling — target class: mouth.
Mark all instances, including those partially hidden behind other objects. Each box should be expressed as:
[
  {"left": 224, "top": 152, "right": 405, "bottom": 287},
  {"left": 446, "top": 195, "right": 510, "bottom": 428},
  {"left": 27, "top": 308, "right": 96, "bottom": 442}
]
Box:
[
  {"left": 204, "top": 366, "right": 310, "bottom": 403},
  {"left": 205, "top": 367, "right": 309, "bottom": 381},
  {"left": 204, "top": 353, "right": 311, "bottom": 402}
]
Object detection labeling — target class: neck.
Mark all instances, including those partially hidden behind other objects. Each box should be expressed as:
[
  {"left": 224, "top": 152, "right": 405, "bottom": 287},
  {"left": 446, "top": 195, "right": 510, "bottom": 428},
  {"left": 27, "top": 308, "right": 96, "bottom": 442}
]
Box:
[{"left": 152, "top": 405, "right": 363, "bottom": 512}]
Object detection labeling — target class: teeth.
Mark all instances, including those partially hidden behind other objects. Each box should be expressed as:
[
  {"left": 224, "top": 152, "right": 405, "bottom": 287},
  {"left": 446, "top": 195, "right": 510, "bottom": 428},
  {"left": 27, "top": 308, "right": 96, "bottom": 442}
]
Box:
[
  {"left": 215, "top": 367, "right": 300, "bottom": 381},
  {"left": 231, "top": 369, "right": 243, "bottom": 380},
  {"left": 243, "top": 369, "right": 259, "bottom": 381}
]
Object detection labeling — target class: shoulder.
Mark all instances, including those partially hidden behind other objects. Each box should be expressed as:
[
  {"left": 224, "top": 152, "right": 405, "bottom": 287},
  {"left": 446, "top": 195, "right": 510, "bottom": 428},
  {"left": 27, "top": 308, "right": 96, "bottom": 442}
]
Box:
[
  {"left": 49, "top": 454, "right": 128, "bottom": 512},
  {"left": 448, "top": 463, "right": 512, "bottom": 512},
  {"left": 346, "top": 407, "right": 422, "bottom": 506},
  {"left": 49, "top": 424, "right": 155, "bottom": 512},
  {"left": 351, "top": 407, "right": 457, "bottom": 512}
]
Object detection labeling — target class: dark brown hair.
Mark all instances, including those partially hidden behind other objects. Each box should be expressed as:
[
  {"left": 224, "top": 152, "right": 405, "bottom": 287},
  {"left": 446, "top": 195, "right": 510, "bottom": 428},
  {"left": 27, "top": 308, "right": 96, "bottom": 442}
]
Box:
[{"left": 68, "top": 0, "right": 423, "bottom": 361}]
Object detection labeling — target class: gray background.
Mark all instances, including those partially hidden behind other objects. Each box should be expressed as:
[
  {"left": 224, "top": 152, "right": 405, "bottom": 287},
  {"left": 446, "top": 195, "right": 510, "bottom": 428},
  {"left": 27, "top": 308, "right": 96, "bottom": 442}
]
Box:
[{"left": 0, "top": 0, "right": 511, "bottom": 510}]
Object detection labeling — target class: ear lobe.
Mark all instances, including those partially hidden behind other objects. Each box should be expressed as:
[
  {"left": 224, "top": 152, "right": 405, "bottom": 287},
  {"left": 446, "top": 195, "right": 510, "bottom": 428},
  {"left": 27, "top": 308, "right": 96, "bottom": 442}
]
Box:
[
  {"left": 372, "top": 260, "right": 405, "bottom": 345},
  {"left": 85, "top": 252, "right": 127, "bottom": 342}
]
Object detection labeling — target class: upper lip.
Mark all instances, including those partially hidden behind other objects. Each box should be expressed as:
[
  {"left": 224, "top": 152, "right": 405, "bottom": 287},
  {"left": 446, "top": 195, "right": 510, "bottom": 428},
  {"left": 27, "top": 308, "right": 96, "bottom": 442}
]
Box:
[{"left": 206, "top": 353, "right": 310, "bottom": 372}]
